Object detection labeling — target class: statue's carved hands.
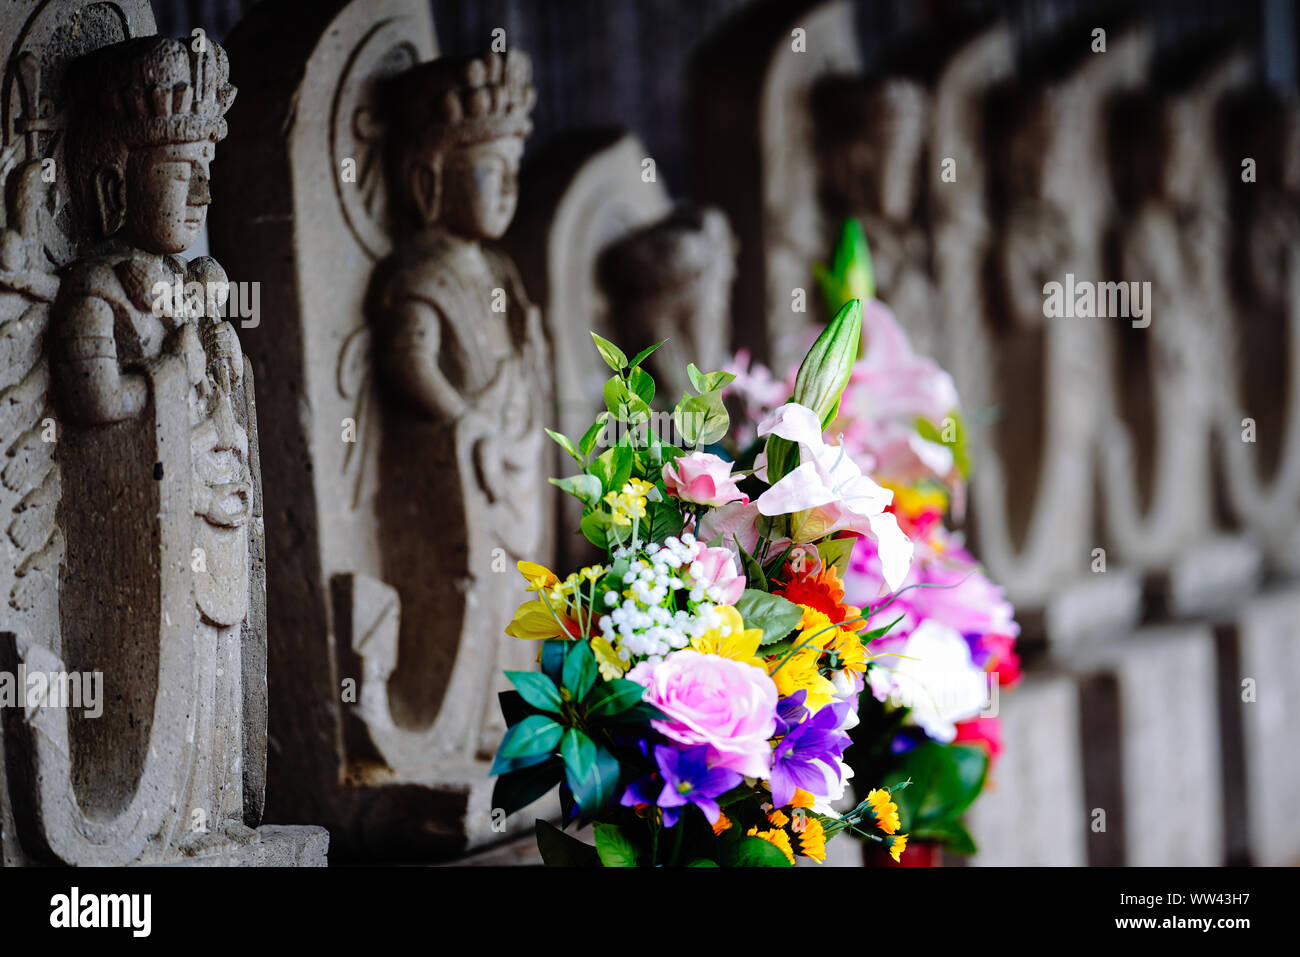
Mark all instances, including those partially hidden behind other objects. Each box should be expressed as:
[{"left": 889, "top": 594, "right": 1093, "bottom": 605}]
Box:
[{"left": 202, "top": 320, "right": 243, "bottom": 389}]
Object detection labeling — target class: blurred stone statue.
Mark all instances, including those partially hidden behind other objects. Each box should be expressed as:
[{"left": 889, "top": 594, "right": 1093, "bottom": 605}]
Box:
[
  {"left": 365, "top": 48, "right": 551, "bottom": 769},
  {"left": 597, "top": 205, "right": 736, "bottom": 400},
  {"left": 813, "top": 75, "right": 937, "bottom": 355}
]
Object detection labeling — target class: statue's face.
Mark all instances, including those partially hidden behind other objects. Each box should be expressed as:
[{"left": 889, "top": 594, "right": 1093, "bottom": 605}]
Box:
[
  {"left": 440, "top": 137, "right": 523, "bottom": 240},
  {"left": 124, "top": 140, "right": 215, "bottom": 254}
]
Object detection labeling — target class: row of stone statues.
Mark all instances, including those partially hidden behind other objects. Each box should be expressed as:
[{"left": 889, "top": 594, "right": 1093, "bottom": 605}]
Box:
[
  {"left": 692, "top": 1, "right": 1300, "bottom": 651},
  {"left": 2, "top": 0, "right": 1292, "bottom": 867},
  {"left": 0, "top": 0, "right": 738, "bottom": 866}
]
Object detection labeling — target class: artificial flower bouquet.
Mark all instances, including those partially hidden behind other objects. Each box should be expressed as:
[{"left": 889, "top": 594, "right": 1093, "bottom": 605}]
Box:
[
  {"left": 491, "top": 311, "right": 915, "bottom": 867},
  {"left": 725, "top": 220, "right": 1022, "bottom": 861}
]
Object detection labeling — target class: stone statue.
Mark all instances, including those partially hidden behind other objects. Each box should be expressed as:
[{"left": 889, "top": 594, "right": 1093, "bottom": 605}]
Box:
[
  {"left": 691, "top": 0, "right": 861, "bottom": 370},
  {"left": 812, "top": 75, "right": 937, "bottom": 356},
  {"left": 596, "top": 205, "right": 737, "bottom": 401},
  {"left": 1217, "top": 87, "right": 1300, "bottom": 574},
  {"left": 0, "top": 16, "right": 325, "bottom": 866},
  {"left": 213, "top": 0, "right": 554, "bottom": 862},
  {"left": 1101, "top": 46, "right": 1254, "bottom": 583}
]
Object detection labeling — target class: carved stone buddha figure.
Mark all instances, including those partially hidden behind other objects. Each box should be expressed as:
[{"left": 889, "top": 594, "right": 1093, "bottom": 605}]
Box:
[
  {"left": 49, "top": 34, "right": 257, "bottom": 853},
  {"left": 366, "top": 50, "right": 550, "bottom": 761}
]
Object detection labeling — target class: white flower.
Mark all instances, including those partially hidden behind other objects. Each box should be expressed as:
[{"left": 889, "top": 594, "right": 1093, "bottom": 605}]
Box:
[{"left": 874, "top": 619, "right": 989, "bottom": 743}]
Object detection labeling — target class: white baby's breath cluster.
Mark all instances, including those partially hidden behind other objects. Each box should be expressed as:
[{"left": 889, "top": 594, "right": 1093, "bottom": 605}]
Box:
[{"left": 600, "top": 533, "right": 726, "bottom": 665}]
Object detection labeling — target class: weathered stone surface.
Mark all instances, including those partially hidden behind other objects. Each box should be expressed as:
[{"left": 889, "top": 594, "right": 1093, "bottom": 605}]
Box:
[
  {"left": 210, "top": 0, "right": 552, "bottom": 860},
  {"left": 1075, "top": 625, "right": 1223, "bottom": 867},
  {"left": 691, "top": 0, "right": 860, "bottom": 369},
  {"left": 1099, "top": 44, "right": 1253, "bottom": 574},
  {"left": 1218, "top": 88, "right": 1300, "bottom": 577},
  {"left": 1237, "top": 588, "right": 1300, "bottom": 866},
  {"left": 966, "top": 674, "right": 1088, "bottom": 866}
]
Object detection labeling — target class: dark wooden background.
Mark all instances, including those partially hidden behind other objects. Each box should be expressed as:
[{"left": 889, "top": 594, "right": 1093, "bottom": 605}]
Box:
[{"left": 156, "top": 0, "right": 1297, "bottom": 198}]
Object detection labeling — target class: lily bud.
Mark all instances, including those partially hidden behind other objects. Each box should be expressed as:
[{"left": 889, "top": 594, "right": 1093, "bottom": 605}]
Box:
[
  {"left": 792, "top": 297, "right": 862, "bottom": 430},
  {"left": 765, "top": 298, "right": 862, "bottom": 485},
  {"left": 814, "top": 219, "right": 874, "bottom": 331}
]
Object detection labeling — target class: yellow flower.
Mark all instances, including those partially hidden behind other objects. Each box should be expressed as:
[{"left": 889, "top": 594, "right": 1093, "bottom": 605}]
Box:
[
  {"left": 794, "top": 604, "right": 867, "bottom": 676},
  {"left": 890, "top": 833, "right": 909, "bottom": 863},
  {"left": 789, "top": 789, "right": 816, "bottom": 810},
  {"left": 604, "top": 478, "right": 654, "bottom": 527},
  {"left": 504, "top": 599, "right": 579, "bottom": 641},
  {"left": 767, "top": 808, "right": 790, "bottom": 829},
  {"left": 517, "top": 560, "right": 559, "bottom": 592},
  {"left": 690, "top": 606, "right": 765, "bottom": 667},
  {"left": 590, "top": 634, "right": 626, "bottom": 680},
  {"left": 797, "top": 817, "right": 826, "bottom": 863},
  {"left": 866, "top": 788, "right": 901, "bottom": 835},
  {"left": 712, "top": 812, "right": 732, "bottom": 836},
  {"left": 767, "top": 645, "right": 836, "bottom": 713},
  {"left": 747, "top": 826, "right": 795, "bottom": 865}
]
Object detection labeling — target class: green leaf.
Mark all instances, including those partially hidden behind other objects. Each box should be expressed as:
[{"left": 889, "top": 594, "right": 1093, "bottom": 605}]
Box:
[
  {"left": 578, "top": 415, "right": 609, "bottom": 458},
  {"left": 540, "top": 640, "right": 567, "bottom": 685},
  {"left": 604, "top": 376, "right": 650, "bottom": 424},
  {"left": 592, "top": 823, "right": 640, "bottom": 867},
  {"left": 763, "top": 434, "right": 799, "bottom": 486},
  {"left": 549, "top": 474, "right": 603, "bottom": 507},
  {"left": 642, "top": 499, "right": 685, "bottom": 543},
  {"left": 687, "top": 858, "right": 719, "bottom": 867},
  {"left": 734, "top": 589, "right": 804, "bottom": 646},
  {"left": 590, "top": 444, "right": 634, "bottom": 496},
  {"left": 591, "top": 332, "right": 628, "bottom": 372},
  {"left": 674, "top": 391, "right": 729, "bottom": 447},
  {"left": 816, "top": 537, "right": 856, "bottom": 577},
  {"left": 584, "top": 678, "right": 646, "bottom": 717},
  {"left": 561, "top": 639, "right": 599, "bottom": 701},
  {"left": 603, "top": 701, "right": 669, "bottom": 724},
  {"left": 545, "top": 428, "right": 581, "bottom": 463},
  {"left": 536, "top": 819, "right": 601, "bottom": 867},
  {"left": 581, "top": 511, "right": 610, "bottom": 549},
  {"left": 686, "top": 363, "right": 737, "bottom": 394},
  {"left": 497, "top": 714, "right": 564, "bottom": 762},
  {"left": 912, "top": 819, "right": 978, "bottom": 855},
  {"left": 628, "top": 365, "right": 655, "bottom": 405},
  {"left": 560, "top": 729, "right": 621, "bottom": 820},
  {"left": 719, "top": 836, "right": 794, "bottom": 867},
  {"left": 888, "top": 743, "right": 988, "bottom": 833},
  {"left": 736, "top": 537, "right": 768, "bottom": 592},
  {"left": 505, "top": 671, "right": 563, "bottom": 714},
  {"left": 492, "top": 757, "right": 563, "bottom": 815},
  {"left": 862, "top": 614, "right": 904, "bottom": 644},
  {"left": 629, "top": 339, "right": 667, "bottom": 369}
]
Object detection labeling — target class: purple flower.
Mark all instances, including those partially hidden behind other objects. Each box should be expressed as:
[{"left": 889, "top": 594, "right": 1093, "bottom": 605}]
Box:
[
  {"left": 620, "top": 744, "right": 741, "bottom": 827},
  {"left": 769, "top": 698, "right": 853, "bottom": 807}
]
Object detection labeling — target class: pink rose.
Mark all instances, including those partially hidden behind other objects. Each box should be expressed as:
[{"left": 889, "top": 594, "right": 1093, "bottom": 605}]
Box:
[
  {"left": 627, "top": 650, "right": 776, "bottom": 779},
  {"left": 689, "top": 545, "right": 746, "bottom": 605},
  {"left": 662, "top": 452, "right": 749, "bottom": 508}
]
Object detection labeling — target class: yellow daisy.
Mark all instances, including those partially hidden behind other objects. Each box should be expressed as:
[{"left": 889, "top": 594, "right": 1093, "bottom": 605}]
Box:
[
  {"left": 890, "top": 833, "right": 909, "bottom": 863},
  {"left": 797, "top": 817, "right": 827, "bottom": 863},
  {"left": 866, "top": 788, "right": 901, "bottom": 834}
]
